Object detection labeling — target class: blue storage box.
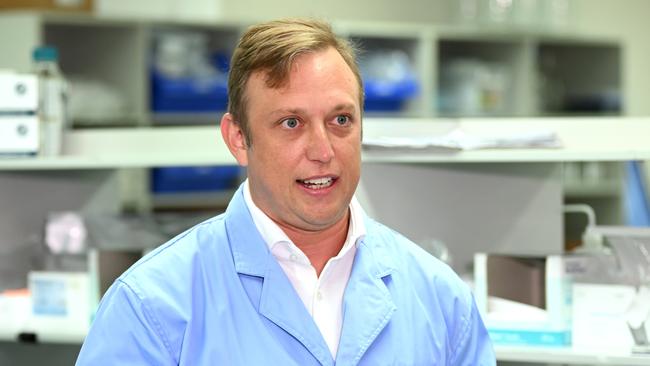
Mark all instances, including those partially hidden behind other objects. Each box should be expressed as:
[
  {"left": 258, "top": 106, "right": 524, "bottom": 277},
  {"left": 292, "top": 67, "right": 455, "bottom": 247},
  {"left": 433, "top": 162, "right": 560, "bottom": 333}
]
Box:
[
  {"left": 151, "top": 70, "right": 228, "bottom": 112},
  {"left": 363, "top": 77, "right": 419, "bottom": 111},
  {"left": 151, "top": 166, "right": 241, "bottom": 193}
]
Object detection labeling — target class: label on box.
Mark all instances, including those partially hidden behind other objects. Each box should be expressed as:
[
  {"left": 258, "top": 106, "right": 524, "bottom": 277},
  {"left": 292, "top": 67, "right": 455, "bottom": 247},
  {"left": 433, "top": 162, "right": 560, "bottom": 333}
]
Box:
[
  {"left": 31, "top": 277, "right": 67, "bottom": 316},
  {"left": 489, "top": 328, "right": 571, "bottom": 347}
]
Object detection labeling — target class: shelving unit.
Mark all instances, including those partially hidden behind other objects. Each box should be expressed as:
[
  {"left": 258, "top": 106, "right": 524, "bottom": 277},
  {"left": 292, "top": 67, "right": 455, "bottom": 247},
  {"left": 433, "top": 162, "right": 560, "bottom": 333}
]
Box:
[
  {"left": 0, "top": 12, "right": 627, "bottom": 225},
  {"left": 537, "top": 40, "right": 621, "bottom": 116},
  {"left": 0, "top": 12, "right": 623, "bottom": 124}
]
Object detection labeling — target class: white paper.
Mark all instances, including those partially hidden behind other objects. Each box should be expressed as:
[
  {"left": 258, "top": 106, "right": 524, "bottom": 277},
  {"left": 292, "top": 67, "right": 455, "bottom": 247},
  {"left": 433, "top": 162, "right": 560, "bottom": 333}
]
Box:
[{"left": 363, "top": 127, "right": 562, "bottom": 151}]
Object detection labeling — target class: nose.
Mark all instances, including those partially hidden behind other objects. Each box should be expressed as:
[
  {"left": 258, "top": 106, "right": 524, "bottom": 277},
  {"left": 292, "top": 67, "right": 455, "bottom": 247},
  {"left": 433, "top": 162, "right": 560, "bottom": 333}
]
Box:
[{"left": 306, "top": 123, "right": 334, "bottom": 163}]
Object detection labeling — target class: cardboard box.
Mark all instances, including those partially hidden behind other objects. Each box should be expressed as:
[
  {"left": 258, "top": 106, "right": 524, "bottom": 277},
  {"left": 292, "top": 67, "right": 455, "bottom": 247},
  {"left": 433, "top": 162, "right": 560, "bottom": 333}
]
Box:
[
  {"left": 474, "top": 253, "right": 573, "bottom": 347},
  {"left": 0, "top": 0, "right": 92, "bottom": 12}
]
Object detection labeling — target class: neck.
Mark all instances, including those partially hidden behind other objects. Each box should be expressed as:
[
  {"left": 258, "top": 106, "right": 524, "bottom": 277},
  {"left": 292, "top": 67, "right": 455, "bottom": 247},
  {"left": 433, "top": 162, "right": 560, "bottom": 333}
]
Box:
[{"left": 277, "top": 211, "right": 350, "bottom": 276}]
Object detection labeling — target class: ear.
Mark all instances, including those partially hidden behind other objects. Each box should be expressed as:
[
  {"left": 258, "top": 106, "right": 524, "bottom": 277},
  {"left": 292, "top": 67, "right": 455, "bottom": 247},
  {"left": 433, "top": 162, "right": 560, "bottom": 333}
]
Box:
[{"left": 220, "top": 113, "right": 249, "bottom": 167}]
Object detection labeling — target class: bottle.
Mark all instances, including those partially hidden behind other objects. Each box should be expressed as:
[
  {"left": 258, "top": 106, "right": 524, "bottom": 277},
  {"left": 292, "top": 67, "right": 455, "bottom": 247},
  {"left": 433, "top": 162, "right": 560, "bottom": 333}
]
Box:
[{"left": 33, "top": 46, "right": 68, "bottom": 156}]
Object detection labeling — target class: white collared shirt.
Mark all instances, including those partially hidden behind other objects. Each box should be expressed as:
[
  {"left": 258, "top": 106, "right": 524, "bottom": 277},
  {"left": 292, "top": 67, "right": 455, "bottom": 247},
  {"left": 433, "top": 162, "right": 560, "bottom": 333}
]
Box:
[{"left": 243, "top": 180, "right": 366, "bottom": 358}]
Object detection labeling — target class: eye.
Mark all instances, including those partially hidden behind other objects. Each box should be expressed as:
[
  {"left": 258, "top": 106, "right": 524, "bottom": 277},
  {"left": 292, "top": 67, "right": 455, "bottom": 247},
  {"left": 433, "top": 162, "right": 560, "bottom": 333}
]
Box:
[
  {"left": 335, "top": 115, "right": 350, "bottom": 126},
  {"left": 281, "top": 118, "right": 300, "bottom": 129}
]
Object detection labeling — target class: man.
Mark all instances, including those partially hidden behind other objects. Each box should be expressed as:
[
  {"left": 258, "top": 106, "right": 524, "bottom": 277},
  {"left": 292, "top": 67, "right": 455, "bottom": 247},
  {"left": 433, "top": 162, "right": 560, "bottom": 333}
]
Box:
[{"left": 76, "top": 18, "right": 495, "bottom": 365}]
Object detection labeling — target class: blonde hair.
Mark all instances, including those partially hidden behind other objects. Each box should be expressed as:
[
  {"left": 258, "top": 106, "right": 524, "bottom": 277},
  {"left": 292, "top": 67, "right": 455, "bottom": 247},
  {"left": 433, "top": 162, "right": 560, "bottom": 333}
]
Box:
[{"left": 227, "top": 18, "right": 363, "bottom": 145}]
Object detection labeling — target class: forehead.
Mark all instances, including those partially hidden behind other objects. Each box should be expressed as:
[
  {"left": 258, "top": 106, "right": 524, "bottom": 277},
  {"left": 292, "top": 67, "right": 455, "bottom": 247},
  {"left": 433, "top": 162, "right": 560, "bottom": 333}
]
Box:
[{"left": 246, "top": 47, "right": 360, "bottom": 103}]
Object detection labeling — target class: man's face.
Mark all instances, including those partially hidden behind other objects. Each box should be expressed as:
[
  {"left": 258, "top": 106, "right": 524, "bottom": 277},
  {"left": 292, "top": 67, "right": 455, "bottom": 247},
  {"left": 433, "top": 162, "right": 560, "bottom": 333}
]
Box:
[{"left": 238, "top": 47, "right": 362, "bottom": 232}]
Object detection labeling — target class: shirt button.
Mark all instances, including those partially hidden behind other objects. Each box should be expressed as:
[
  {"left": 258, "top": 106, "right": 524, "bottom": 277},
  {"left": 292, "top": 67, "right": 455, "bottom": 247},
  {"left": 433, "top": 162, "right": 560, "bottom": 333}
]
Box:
[
  {"left": 316, "top": 291, "right": 323, "bottom": 301},
  {"left": 289, "top": 254, "right": 297, "bottom": 261}
]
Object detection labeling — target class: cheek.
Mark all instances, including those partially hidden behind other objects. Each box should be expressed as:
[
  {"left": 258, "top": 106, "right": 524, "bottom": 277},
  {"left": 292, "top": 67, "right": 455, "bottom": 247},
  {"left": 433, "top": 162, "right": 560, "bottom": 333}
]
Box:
[
  {"left": 336, "top": 136, "right": 361, "bottom": 160},
  {"left": 250, "top": 142, "right": 299, "bottom": 176}
]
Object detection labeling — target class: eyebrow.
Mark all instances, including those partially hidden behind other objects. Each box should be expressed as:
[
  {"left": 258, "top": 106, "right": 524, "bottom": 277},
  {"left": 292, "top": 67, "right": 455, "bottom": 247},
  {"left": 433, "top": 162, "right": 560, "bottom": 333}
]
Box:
[
  {"left": 331, "top": 103, "right": 357, "bottom": 113},
  {"left": 268, "top": 103, "right": 357, "bottom": 118}
]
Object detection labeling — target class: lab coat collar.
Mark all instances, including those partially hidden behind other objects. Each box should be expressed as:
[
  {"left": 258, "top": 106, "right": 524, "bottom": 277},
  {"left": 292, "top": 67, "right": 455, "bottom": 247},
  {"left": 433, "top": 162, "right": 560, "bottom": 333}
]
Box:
[
  {"left": 225, "top": 186, "right": 333, "bottom": 365},
  {"left": 335, "top": 220, "right": 397, "bottom": 365},
  {"left": 225, "top": 185, "right": 268, "bottom": 277},
  {"left": 224, "top": 185, "right": 397, "bottom": 277},
  {"left": 225, "top": 185, "right": 397, "bottom": 365}
]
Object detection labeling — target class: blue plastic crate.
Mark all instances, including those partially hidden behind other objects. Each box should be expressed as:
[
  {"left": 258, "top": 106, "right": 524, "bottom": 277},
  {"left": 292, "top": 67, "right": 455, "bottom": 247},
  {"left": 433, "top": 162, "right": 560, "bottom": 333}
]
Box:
[
  {"left": 151, "top": 166, "right": 241, "bottom": 193},
  {"left": 363, "top": 77, "right": 419, "bottom": 111},
  {"left": 151, "top": 70, "right": 228, "bottom": 112}
]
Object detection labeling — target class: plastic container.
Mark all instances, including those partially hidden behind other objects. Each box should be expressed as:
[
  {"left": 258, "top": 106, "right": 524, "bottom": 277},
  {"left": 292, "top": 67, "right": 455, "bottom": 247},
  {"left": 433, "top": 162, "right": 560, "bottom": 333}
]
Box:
[
  {"left": 150, "top": 165, "right": 241, "bottom": 193},
  {"left": 364, "top": 77, "right": 419, "bottom": 111},
  {"left": 359, "top": 50, "right": 419, "bottom": 112},
  {"left": 150, "top": 31, "right": 229, "bottom": 113},
  {"left": 151, "top": 70, "right": 228, "bottom": 112},
  {"left": 33, "top": 45, "right": 69, "bottom": 155}
]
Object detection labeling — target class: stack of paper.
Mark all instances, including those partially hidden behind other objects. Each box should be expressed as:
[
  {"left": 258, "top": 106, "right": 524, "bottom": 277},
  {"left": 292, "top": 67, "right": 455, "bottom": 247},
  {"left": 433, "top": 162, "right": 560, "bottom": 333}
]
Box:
[{"left": 363, "top": 127, "right": 562, "bottom": 150}]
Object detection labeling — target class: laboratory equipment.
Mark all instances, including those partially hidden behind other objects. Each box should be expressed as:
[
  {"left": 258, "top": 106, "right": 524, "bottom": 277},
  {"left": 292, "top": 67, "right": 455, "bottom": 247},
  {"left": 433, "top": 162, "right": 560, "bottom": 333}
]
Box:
[
  {"left": 0, "top": 72, "right": 39, "bottom": 155},
  {"left": 438, "top": 58, "right": 508, "bottom": 116}
]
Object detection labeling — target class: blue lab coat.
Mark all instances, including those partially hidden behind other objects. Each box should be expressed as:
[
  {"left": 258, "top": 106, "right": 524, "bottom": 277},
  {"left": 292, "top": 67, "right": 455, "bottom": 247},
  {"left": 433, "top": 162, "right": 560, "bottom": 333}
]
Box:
[{"left": 76, "top": 186, "right": 495, "bottom": 365}]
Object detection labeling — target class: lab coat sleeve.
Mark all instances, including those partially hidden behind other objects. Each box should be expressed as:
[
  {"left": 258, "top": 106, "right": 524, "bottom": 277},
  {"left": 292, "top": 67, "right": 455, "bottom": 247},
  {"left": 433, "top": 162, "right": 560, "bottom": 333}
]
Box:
[
  {"left": 449, "top": 295, "right": 496, "bottom": 366},
  {"left": 76, "top": 279, "right": 176, "bottom": 366}
]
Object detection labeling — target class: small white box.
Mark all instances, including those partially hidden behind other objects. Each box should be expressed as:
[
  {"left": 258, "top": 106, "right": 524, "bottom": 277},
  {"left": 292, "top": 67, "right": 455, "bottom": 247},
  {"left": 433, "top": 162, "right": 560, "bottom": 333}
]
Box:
[
  {"left": 26, "top": 271, "right": 93, "bottom": 339},
  {"left": 0, "top": 73, "right": 38, "bottom": 112},
  {"left": 0, "top": 116, "right": 39, "bottom": 155},
  {"left": 572, "top": 283, "right": 650, "bottom": 352}
]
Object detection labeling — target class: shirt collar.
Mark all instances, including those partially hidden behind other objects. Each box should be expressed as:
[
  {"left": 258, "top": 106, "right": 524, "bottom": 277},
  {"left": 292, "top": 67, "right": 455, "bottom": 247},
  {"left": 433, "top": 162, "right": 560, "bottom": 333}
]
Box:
[{"left": 243, "top": 179, "right": 366, "bottom": 257}]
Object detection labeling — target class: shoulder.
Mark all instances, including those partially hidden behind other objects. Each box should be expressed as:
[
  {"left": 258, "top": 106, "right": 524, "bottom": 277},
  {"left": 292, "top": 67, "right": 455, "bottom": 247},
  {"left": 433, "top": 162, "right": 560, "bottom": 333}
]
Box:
[
  {"left": 118, "top": 213, "right": 229, "bottom": 300},
  {"left": 363, "top": 217, "right": 466, "bottom": 291},
  {"left": 85, "top": 211, "right": 242, "bottom": 360},
  {"left": 362, "top": 218, "right": 493, "bottom": 360},
  {"left": 89, "top": 213, "right": 232, "bottom": 360},
  {"left": 363, "top": 217, "right": 476, "bottom": 324}
]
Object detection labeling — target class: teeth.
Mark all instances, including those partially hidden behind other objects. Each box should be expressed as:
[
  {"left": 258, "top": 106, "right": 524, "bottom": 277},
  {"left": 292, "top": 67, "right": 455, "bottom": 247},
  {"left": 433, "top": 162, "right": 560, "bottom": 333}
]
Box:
[{"left": 301, "top": 177, "right": 333, "bottom": 189}]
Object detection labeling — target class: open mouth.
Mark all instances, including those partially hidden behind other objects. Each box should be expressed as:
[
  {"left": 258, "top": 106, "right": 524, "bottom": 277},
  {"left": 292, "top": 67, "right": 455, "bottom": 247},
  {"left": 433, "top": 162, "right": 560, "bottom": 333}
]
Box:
[{"left": 297, "top": 176, "right": 336, "bottom": 190}]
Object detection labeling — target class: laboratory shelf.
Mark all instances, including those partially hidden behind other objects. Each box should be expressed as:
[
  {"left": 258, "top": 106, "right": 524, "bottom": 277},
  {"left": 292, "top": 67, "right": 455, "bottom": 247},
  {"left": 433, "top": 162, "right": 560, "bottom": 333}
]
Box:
[
  {"left": 0, "top": 126, "right": 235, "bottom": 170},
  {"left": 362, "top": 117, "right": 650, "bottom": 163},
  {"left": 0, "top": 11, "right": 623, "bottom": 122},
  {"left": 495, "top": 345, "right": 650, "bottom": 365},
  {"left": 1, "top": 117, "right": 650, "bottom": 170}
]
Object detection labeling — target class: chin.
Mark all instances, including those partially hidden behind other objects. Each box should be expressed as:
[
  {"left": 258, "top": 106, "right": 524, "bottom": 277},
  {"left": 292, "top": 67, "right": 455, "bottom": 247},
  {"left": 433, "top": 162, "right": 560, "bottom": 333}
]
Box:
[{"left": 304, "top": 209, "right": 348, "bottom": 228}]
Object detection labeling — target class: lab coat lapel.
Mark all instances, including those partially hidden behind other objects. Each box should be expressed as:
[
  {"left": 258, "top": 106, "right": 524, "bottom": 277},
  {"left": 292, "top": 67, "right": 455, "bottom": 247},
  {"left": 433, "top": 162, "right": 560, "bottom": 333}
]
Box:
[
  {"left": 259, "top": 256, "right": 333, "bottom": 366},
  {"left": 225, "top": 186, "right": 333, "bottom": 366},
  {"left": 336, "top": 232, "right": 396, "bottom": 366}
]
